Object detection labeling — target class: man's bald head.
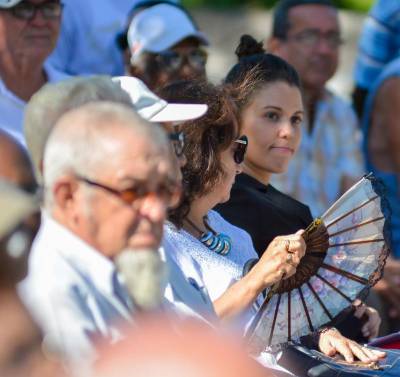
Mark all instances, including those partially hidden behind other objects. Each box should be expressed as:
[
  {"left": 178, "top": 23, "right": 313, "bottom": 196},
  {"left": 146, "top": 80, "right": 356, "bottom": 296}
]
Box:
[{"left": 0, "top": 131, "right": 36, "bottom": 193}]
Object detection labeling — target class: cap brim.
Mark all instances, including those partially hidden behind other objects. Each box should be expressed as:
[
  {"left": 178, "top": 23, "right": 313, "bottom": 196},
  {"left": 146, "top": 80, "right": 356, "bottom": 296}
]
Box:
[
  {"left": 0, "top": 0, "right": 23, "bottom": 8},
  {"left": 150, "top": 103, "right": 208, "bottom": 123}
]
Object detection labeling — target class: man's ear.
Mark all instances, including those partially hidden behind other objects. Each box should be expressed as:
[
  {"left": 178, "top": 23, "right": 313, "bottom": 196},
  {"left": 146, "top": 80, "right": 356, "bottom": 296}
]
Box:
[{"left": 52, "top": 175, "right": 79, "bottom": 212}]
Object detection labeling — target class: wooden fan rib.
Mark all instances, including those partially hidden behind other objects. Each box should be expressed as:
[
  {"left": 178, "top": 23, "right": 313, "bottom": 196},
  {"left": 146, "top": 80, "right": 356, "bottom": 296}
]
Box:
[
  {"left": 307, "top": 282, "right": 334, "bottom": 321},
  {"left": 321, "top": 263, "right": 369, "bottom": 285},
  {"left": 329, "top": 216, "right": 385, "bottom": 238},
  {"left": 325, "top": 195, "right": 378, "bottom": 230},
  {"left": 268, "top": 294, "right": 282, "bottom": 347},
  {"left": 288, "top": 291, "right": 291, "bottom": 342},
  {"left": 329, "top": 238, "right": 384, "bottom": 248},
  {"left": 315, "top": 273, "right": 353, "bottom": 303},
  {"left": 298, "top": 287, "right": 314, "bottom": 332}
]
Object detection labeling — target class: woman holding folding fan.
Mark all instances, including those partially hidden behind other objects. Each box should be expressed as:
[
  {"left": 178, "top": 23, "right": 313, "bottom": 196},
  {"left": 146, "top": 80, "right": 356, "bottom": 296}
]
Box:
[
  {"left": 216, "top": 35, "right": 382, "bottom": 345},
  {"left": 160, "top": 78, "right": 385, "bottom": 369}
]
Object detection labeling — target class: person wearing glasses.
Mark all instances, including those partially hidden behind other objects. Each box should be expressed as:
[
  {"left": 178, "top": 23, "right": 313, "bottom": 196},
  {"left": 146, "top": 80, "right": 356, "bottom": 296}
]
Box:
[
  {"left": 267, "top": 0, "right": 364, "bottom": 219},
  {"left": 22, "top": 101, "right": 178, "bottom": 370},
  {"left": 0, "top": 0, "right": 67, "bottom": 147},
  {"left": 127, "top": 3, "right": 208, "bottom": 92}
]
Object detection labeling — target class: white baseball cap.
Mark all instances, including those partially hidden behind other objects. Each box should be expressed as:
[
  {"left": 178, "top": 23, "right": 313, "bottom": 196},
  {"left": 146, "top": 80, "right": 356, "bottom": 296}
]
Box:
[
  {"left": 0, "top": 180, "right": 37, "bottom": 240},
  {"left": 113, "top": 76, "right": 207, "bottom": 123},
  {"left": 0, "top": 0, "right": 23, "bottom": 8},
  {"left": 128, "top": 3, "right": 209, "bottom": 61}
]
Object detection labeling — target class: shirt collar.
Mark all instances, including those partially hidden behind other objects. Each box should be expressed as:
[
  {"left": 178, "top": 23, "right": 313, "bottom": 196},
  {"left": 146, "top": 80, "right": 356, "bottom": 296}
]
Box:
[{"left": 40, "top": 215, "right": 121, "bottom": 298}]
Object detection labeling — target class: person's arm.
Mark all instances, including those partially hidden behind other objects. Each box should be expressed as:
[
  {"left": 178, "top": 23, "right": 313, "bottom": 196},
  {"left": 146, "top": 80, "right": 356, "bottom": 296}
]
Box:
[{"left": 213, "top": 231, "right": 305, "bottom": 321}]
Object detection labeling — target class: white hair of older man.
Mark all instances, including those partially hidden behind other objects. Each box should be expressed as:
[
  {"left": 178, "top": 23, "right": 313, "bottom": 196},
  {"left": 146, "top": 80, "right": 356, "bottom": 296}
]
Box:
[
  {"left": 42, "top": 101, "right": 167, "bottom": 209},
  {"left": 115, "top": 249, "right": 167, "bottom": 310},
  {"left": 24, "top": 76, "right": 133, "bottom": 184}
]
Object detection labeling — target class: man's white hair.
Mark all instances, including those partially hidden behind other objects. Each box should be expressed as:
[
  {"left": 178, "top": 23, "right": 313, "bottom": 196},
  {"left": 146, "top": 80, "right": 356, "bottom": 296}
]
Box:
[
  {"left": 43, "top": 101, "right": 167, "bottom": 208},
  {"left": 24, "top": 76, "right": 133, "bottom": 184}
]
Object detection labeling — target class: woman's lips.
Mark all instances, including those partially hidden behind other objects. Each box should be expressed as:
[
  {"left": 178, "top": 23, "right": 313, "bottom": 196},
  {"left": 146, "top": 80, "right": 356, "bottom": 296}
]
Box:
[{"left": 270, "top": 146, "right": 294, "bottom": 154}]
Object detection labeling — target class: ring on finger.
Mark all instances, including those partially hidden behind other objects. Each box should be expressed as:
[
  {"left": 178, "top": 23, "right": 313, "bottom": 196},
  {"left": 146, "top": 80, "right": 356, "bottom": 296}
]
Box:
[
  {"left": 286, "top": 253, "right": 293, "bottom": 264},
  {"left": 285, "top": 239, "right": 290, "bottom": 252}
]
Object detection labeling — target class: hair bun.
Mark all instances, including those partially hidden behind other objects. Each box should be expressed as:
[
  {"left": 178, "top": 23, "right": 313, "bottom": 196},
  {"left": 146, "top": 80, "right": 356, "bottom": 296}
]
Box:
[{"left": 235, "top": 34, "right": 265, "bottom": 61}]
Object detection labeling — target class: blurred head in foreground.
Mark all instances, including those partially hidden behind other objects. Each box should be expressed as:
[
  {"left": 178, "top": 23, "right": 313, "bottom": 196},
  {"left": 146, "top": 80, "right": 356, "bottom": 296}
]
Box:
[{"left": 95, "top": 317, "right": 269, "bottom": 377}]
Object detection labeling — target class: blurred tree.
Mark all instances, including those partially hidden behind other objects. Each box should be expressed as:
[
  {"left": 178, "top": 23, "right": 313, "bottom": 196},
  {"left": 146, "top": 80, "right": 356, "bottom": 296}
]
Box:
[{"left": 182, "top": 0, "right": 374, "bottom": 12}]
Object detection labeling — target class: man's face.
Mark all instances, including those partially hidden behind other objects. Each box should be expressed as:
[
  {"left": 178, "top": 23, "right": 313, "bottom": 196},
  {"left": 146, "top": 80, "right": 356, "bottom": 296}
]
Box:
[
  {"left": 0, "top": 0, "right": 61, "bottom": 62},
  {"left": 132, "top": 38, "right": 207, "bottom": 91},
  {"left": 271, "top": 4, "right": 340, "bottom": 93},
  {"left": 70, "top": 127, "right": 177, "bottom": 258}
]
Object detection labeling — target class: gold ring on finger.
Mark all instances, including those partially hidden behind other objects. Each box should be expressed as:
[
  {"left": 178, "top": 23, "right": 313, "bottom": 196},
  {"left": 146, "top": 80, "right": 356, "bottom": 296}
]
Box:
[{"left": 285, "top": 239, "right": 290, "bottom": 252}]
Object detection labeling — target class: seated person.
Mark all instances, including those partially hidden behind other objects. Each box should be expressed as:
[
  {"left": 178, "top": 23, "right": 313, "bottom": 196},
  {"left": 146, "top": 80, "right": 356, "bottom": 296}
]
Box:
[
  {"left": 160, "top": 81, "right": 385, "bottom": 371},
  {"left": 216, "top": 35, "right": 382, "bottom": 344},
  {"left": 127, "top": 3, "right": 208, "bottom": 91}
]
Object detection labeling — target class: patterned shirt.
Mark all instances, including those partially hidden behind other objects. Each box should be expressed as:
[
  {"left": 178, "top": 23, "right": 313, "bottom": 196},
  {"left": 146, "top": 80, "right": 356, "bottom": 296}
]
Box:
[
  {"left": 271, "top": 90, "right": 364, "bottom": 217},
  {"left": 354, "top": 0, "right": 400, "bottom": 90}
]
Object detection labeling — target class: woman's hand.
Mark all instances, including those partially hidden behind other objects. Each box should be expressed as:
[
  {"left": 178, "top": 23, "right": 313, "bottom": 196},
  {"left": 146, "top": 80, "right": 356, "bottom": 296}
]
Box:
[
  {"left": 352, "top": 299, "right": 381, "bottom": 340},
  {"left": 249, "top": 230, "right": 306, "bottom": 291},
  {"left": 318, "top": 327, "right": 386, "bottom": 363}
]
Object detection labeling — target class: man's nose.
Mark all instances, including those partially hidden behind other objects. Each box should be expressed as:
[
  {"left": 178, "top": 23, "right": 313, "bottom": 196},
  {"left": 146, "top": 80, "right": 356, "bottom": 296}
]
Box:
[
  {"left": 139, "top": 193, "right": 168, "bottom": 223},
  {"left": 29, "top": 9, "right": 48, "bottom": 27}
]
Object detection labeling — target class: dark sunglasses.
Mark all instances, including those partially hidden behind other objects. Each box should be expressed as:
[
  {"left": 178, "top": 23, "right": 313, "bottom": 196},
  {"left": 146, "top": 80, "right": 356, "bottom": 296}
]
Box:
[
  {"left": 10, "top": 0, "right": 62, "bottom": 21},
  {"left": 154, "top": 49, "right": 208, "bottom": 72},
  {"left": 168, "top": 131, "right": 185, "bottom": 158},
  {"left": 233, "top": 135, "right": 248, "bottom": 164}
]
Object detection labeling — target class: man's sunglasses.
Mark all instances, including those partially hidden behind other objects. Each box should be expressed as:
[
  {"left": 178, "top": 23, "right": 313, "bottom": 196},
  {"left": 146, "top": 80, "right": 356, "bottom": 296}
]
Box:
[
  {"left": 76, "top": 176, "right": 176, "bottom": 207},
  {"left": 10, "top": 0, "right": 62, "bottom": 21},
  {"left": 233, "top": 135, "right": 248, "bottom": 164},
  {"left": 154, "top": 49, "right": 208, "bottom": 72}
]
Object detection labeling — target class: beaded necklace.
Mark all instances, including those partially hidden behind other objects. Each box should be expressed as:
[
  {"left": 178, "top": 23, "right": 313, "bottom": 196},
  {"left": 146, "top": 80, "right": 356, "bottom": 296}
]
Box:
[{"left": 185, "top": 216, "right": 232, "bottom": 256}]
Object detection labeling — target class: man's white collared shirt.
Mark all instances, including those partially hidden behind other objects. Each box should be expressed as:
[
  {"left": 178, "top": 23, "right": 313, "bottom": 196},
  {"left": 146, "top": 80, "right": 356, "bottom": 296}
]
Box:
[{"left": 20, "top": 215, "right": 134, "bottom": 366}]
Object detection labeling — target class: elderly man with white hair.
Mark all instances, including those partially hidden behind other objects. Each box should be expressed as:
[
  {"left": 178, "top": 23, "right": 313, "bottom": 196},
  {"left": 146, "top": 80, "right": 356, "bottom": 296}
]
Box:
[
  {"left": 23, "top": 74, "right": 216, "bottom": 324},
  {"left": 22, "top": 101, "right": 178, "bottom": 370}
]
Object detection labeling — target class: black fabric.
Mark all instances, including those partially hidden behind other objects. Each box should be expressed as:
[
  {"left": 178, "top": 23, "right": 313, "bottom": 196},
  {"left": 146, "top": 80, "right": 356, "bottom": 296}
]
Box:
[{"left": 216, "top": 173, "right": 313, "bottom": 257}]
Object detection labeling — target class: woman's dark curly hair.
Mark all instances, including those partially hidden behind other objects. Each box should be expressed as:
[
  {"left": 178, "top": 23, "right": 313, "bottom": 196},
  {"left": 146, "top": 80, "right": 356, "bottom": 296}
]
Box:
[
  {"left": 159, "top": 80, "right": 239, "bottom": 228},
  {"left": 224, "top": 34, "right": 301, "bottom": 112}
]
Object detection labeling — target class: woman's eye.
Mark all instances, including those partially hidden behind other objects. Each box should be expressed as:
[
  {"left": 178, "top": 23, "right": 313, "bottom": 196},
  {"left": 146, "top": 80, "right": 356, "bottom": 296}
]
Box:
[
  {"left": 291, "top": 116, "right": 303, "bottom": 126},
  {"left": 265, "top": 112, "right": 279, "bottom": 121}
]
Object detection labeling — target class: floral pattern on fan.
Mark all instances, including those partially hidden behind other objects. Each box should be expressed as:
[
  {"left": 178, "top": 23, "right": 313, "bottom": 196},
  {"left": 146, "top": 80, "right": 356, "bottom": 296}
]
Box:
[{"left": 246, "top": 174, "right": 391, "bottom": 352}]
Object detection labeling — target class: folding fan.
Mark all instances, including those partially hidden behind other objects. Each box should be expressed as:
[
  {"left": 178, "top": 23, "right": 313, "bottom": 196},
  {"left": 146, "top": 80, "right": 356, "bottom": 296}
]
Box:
[{"left": 246, "top": 174, "right": 391, "bottom": 353}]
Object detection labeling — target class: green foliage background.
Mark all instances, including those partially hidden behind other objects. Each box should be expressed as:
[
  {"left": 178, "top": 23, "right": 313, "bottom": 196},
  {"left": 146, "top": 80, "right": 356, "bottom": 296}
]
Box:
[{"left": 181, "top": 0, "right": 374, "bottom": 12}]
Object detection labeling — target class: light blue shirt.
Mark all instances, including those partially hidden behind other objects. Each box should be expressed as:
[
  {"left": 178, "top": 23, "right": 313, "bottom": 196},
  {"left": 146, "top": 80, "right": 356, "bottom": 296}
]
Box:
[
  {"left": 354, "top": 0, "right": 400, "bottom": 89},
  {"left": 20, "top": 215, "right": 135, "bottom": 368}
]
